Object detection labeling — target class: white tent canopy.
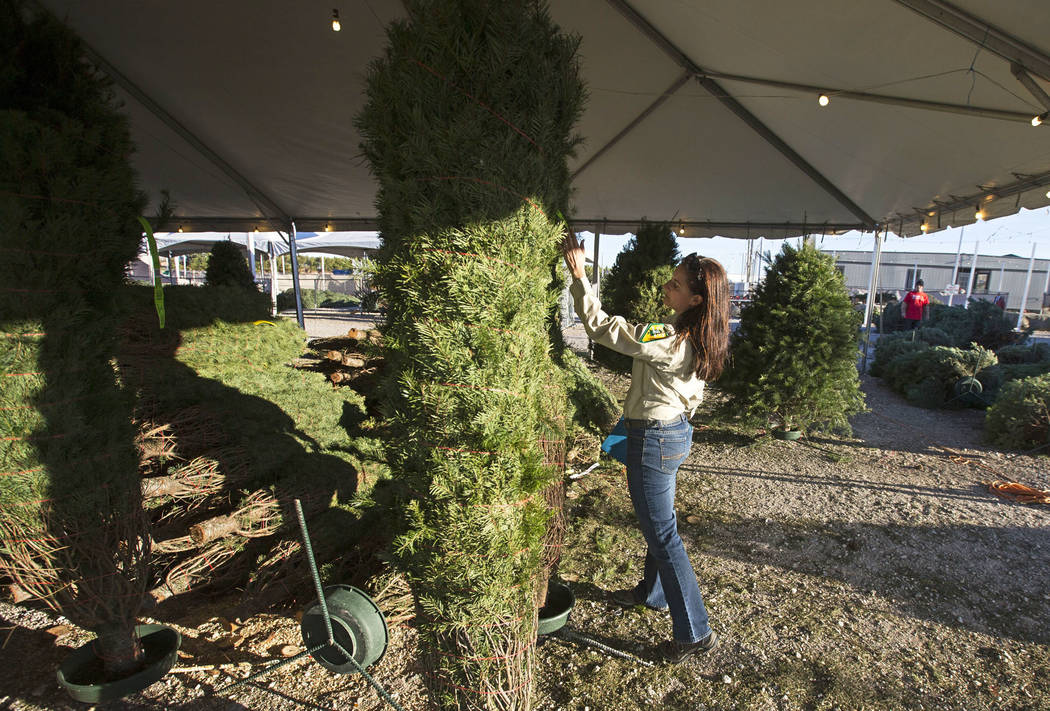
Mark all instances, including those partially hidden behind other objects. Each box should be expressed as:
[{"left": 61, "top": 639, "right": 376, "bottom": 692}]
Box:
[
  {"left": 147, "top": 233, "right": 380, "bottom": 260},
  {"left": 36, "top": 0, "right": 1050, "bottom": 240}
]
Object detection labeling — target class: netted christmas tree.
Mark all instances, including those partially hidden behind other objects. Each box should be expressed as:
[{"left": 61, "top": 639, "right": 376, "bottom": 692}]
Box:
[
  {"left": 720, "top": 242, "right": 865, "bottom": 433},
  {"left": 356, "top": 1, "right": 584, "bottom": 708},
  {"left": 0, "top": 0, "right": 151, "bottom": 676},
  {"left": 593, "top": 222, "right": 677, "bottom": 371}
]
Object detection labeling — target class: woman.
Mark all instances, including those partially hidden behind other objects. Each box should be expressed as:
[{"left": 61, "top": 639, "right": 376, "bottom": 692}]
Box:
[{"left": 562, "top": 232, "right": 730, "bottom": 664}]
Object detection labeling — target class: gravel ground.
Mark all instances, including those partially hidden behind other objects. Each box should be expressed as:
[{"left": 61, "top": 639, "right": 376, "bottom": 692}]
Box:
[{"left": 3, "top": 330, "right": 1048, "bottom": 710}]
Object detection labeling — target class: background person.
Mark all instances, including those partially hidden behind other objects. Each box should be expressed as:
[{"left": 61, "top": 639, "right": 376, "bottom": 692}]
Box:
[
  {"left": 561, "top": 233, "right": 730, "bottom": 664},
  {"left": 901, "top": 279, "right": 929, "bottom": 329}
]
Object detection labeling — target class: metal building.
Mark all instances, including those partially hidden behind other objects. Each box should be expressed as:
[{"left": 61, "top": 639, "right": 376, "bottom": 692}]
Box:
[{"left": 824, "top": 249, "right": 1050, "bottom": 312}]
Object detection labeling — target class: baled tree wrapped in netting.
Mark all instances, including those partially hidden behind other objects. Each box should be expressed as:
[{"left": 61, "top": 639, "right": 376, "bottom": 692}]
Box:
[
  {"left": 594, "top": 221, "right": 677, "bottom": 372},
  {"left": 0, "top": 0, "right": 152, "bottom": 677},
  {"left": 356, "top": 1, "right": 584, "bottom": 708},
  {"left": 720, "top": 242, "right": 865, "bottom": 435}
]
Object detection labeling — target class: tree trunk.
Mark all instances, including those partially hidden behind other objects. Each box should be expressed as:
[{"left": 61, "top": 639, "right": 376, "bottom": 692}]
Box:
[{"left": 94, "top": 622, "right": 145, "bottom": 678}]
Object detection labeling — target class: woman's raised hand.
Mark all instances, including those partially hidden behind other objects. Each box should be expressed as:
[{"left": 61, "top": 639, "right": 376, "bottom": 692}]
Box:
[{"left": 561, "top": 231, "right": 587, "bottom": 280}]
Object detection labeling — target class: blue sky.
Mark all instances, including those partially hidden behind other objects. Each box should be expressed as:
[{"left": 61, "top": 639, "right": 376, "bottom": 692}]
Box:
[{"left": 576, "top": 206, "right": 1050, "bottom": 281}]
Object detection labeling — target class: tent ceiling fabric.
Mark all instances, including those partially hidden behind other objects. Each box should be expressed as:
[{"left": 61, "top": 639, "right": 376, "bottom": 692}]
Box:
[{"left": 37, "top": 0, "right": 1050, "bottom": 239}]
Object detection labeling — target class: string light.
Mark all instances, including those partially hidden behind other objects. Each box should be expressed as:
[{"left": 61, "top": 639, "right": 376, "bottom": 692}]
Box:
[
  {"left": 818, "top": 94, "right": 830, "bottom": 107},
  {"left": 1033, "top": 113, "right": 1046, "bottom": 127},
  {"left": 331, "top": 9, "right": 341, "bottom": 32},
  {"left": 177, "top": 226, "right": 184, "bottom": 233},
  {"left": 974, "top": 206, "right": 985, "bottom": 221},
  {"left": 325, "top": 222, "right": 334, "bottom": 232},
  {"left": 920, "top": 222, "right": 929, "bottom": 233},
  {"left": 984, "top": 194, "right": 995, "bottom": 202},
  {"left": 678, "top": 223, "right": 685, "bottom": 235}
]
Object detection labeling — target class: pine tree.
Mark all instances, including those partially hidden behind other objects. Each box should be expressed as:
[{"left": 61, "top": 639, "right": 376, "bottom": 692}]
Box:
[
  {"left": 356, "top": 1, "right": 585, "bottom": 708},
  {"left": 0, "top": 0, "right": 151, "bottom": 676},
  {"left": 205, "top": 240, "right": 256, "bottom": 290},
  {"left": 593, "top": 222, "right": 677, "bottom": 371},
  {"left": 720, "top": 242, "right": 865, "bottom": 433}
]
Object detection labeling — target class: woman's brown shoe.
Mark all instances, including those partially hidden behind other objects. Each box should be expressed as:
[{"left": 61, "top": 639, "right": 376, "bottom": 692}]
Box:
[{"left": 658, "top": 630, "right": 719, "bottom": 664}]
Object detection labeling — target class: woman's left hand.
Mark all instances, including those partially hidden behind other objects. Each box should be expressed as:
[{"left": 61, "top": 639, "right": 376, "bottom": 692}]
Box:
[{"left": 562, "top": 231, "right": 587, "bottom": 280}]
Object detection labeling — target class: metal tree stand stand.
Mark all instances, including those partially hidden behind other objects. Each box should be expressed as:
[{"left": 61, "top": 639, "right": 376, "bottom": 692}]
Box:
[{"left": 211, "top": 499, "right": 405, "bottom": 711}]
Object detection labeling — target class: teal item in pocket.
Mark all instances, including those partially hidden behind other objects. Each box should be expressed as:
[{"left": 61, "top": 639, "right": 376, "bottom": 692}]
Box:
[{"left": 600, "top": 417, "right": 627, "bottom": 464}]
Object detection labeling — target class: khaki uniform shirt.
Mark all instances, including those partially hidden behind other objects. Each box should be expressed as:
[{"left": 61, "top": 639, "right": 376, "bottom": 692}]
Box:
[{"left": 570, "top": 278, "right": 704, "bottom": 421}]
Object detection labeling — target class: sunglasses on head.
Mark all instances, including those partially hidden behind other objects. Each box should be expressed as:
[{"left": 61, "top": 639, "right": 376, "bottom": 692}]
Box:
[{"left": 682, "top": 253, "right": 702, "bottom": 271}]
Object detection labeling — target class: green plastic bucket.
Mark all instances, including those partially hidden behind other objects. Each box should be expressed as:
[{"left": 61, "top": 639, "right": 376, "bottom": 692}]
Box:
[
  {"left": 57, "top": 624, "right": 181, "bottom": 704},
  {"left": 300, "top": 585, "right": 389, "bottom": 674},
  {"left": 538, "top": 581, "right": 575, "bottom": 636}
]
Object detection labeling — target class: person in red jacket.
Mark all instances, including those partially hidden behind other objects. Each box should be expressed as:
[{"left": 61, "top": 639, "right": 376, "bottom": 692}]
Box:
[{"left": 900, "top": 279, "right": 929, "bottom": 328}]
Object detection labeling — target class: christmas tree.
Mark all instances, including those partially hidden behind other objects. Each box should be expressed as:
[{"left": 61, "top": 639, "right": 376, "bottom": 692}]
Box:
[
  {"left": 356, "top": 1, "right": 584, "bottom": 708},
  {"left": 720, "top": 242, "right": 865, "bottom": 433},
  {"left": 593, "top": 222, "right": 677, "bottom": 371},
  {"left": 205, "top": 240, "right": 256, "bottom": 290},
  {"left": 0, "top": 0, "right": 151, "bottom": 676}
]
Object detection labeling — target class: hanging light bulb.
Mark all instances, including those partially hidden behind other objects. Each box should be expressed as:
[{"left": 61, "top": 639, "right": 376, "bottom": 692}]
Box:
[
  {"left": 331, "top": 9, "right": 341, "bottom": 32},
  {"left": 1046, "top": 189, "right": 1050, "bottom": 199},
  {"left": 920, "top": 222, "right": 929, "bottom": 233},
  {"left": 177, "top": 225, "right": 184, "bottom": 233},
  {"left": 818, "top": 93, "right": 830, "bottom": 107},
  {"left": 325, "top": 222, "right": 334, "bottom": 232},
  {"left": 678, "top": 223, "right": 685, "bottom": 235},
  {"left": 974, "top": 206, "right": 985, "bottom": 221},
  {"left": 1033, "top": 113, "right": 1047, "bottom": 127}
]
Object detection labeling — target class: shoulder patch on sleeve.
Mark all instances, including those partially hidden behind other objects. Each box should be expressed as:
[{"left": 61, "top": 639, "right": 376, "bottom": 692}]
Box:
[{"left": 640, "top": 323, "right": 672, "bottom": 342}]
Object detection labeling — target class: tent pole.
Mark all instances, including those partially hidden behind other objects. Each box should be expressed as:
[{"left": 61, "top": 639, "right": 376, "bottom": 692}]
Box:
[
  {"left": 1017, "top": 243, "right": 1037, "bottom": 330},
  {"left": 950, "top": 226, "right": 965, "bottom": 303},
  {"left": 964, "top": 242, "right": 980, "bottom": 309},
  {"left": 861, "top": 228, "right": 885, "bottom": 373},
  {"left": 248, "top": 231, "right": 256, "bottom": 280},
  {"left": 269, "top": 241, "right": 278, "bottom": 316},
  {"left": 592, "top": 224, "right": 602, "bottom": 293},
  {"left": 167, "top": 251, "right": 176, "bottom": 286},
  {"left": 288, "top": 223, "right": 305, "bottom": 329}
]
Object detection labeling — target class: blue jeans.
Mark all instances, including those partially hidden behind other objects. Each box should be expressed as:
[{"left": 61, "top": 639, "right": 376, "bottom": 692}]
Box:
[{"left": 624, "top": 414, "right": 712, "bottom": 643}]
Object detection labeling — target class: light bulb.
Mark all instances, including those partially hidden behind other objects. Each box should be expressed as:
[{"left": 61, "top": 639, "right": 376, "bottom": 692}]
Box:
[
  {"left": 325, "top": 223, "right": 334, "bottom": 232},
  {"left": 1046, "top": 189, "right": 1050, "bottom": 199},
  {"left": 975, "top": 209, "right": 985, "bottom": 221},
  {"left": 177, "top": 226, "right": 184, "bottom": 233},
  {"left": 920, "top": 222, "right": 929, "bottom": 233},
  {"left": 331, "top": 9, "right": 341, "bottom": 31},
  {"left": 1034, "top": 115, "right": 1043, "bottom": 127},
  {"left": 678, "top": 225, "right": 685, "bottom": 235},
  {"left": 818, "top": 94, "right": 830, "bottom": 107}
]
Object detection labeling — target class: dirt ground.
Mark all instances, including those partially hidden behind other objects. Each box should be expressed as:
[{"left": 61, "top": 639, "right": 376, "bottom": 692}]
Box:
[{"left": 3, "top": 346, "right": 1049, "bottom": 710}]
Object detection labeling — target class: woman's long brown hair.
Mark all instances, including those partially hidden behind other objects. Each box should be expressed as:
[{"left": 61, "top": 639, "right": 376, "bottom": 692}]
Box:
[{"left": 673, "top": 254, "right": 730, "bottom": 380}]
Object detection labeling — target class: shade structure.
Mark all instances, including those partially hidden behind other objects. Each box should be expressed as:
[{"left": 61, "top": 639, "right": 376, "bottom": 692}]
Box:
[
  {"left": 33, "top": 0, "right": 1050, "bottom": 239},
  {"left": 146, "top": 233, "right": 379, "bottom": 260}
]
